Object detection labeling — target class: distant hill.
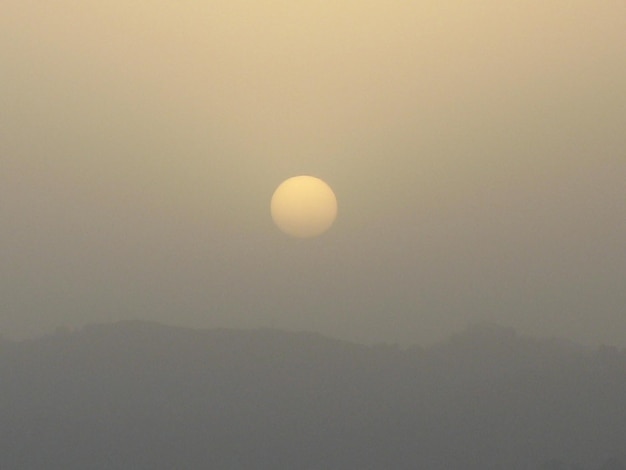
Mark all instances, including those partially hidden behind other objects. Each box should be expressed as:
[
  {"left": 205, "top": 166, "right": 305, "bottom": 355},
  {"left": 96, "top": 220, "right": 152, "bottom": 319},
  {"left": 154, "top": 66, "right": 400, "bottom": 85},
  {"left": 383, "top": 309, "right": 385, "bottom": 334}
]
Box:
[{"left": 0, "top": 320, "right": 624, "bottom": 469}]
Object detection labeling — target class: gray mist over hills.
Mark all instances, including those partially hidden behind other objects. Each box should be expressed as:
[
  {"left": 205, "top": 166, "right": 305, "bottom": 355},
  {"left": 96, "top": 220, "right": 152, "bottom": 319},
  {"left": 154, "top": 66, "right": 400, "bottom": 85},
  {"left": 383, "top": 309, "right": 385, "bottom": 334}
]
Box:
[
  {"left": 3, "top": 2, "right": 624, "bottom": 466},
  {"left": 1, "top": 321, "right": 625, "bottom": 469}
]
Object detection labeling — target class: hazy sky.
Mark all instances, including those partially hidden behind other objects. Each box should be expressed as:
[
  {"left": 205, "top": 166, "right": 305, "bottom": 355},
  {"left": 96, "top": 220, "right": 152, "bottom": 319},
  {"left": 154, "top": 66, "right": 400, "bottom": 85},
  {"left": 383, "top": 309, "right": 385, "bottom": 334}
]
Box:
[{"left": 2, "top": 1, "right": 625, "bottom": 345}]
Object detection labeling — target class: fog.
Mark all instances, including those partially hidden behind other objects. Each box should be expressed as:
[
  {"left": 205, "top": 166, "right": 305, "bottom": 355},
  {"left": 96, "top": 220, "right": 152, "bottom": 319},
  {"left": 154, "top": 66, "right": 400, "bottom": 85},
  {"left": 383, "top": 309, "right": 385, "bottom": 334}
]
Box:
[{"left": 1, "top": 1, "right": 625, "bottom": 345}]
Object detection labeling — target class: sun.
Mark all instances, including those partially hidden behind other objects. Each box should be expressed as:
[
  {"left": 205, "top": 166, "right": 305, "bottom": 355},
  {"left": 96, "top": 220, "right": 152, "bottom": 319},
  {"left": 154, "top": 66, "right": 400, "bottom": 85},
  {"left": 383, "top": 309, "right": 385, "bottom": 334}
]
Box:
[{"left": 271, "top": 176, "right": 338, "bottom": 238}]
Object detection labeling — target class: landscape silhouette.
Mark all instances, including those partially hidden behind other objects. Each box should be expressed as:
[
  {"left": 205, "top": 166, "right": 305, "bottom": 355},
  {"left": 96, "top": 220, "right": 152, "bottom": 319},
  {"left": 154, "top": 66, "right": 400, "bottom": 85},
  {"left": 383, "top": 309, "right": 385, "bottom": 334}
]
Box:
[{"left": 1, "top": 320, "right": 624, "bottom": 469}]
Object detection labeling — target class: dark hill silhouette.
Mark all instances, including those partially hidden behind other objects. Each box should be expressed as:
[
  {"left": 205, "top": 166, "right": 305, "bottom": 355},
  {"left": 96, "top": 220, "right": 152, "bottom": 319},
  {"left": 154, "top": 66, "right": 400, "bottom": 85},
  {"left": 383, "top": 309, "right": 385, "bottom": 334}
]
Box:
[{"left": 0, "top": 320, "right": 624, "bottom": 469}]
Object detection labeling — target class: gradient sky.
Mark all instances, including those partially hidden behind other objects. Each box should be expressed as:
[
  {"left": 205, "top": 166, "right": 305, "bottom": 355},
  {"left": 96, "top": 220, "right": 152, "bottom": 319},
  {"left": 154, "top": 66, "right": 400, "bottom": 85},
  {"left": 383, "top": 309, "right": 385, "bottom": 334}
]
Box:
[{"left": 1, "top": 1, "right": 625, "bottom": 345}]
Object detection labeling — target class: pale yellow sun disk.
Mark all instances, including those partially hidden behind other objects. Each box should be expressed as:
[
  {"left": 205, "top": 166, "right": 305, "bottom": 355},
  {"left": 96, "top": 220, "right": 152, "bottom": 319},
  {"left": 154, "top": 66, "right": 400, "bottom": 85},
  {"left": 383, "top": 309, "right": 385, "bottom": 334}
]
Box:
[{"left": 271, "top": 176, "right": 338, "bottom": 238}]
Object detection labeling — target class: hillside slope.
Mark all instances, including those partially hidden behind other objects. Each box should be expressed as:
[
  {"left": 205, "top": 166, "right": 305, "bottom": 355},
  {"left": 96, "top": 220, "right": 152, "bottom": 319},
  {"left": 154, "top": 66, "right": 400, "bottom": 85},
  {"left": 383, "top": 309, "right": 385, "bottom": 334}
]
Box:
[{"left": 0, "top": 321, "right": 624, "bottom": 469}]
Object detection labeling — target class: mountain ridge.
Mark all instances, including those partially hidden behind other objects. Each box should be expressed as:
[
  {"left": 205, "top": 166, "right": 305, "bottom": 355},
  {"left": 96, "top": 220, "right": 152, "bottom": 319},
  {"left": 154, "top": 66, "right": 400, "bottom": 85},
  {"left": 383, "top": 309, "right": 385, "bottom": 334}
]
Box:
[{"left": 0, "top": 320, "right": 624, "bottom": 469}]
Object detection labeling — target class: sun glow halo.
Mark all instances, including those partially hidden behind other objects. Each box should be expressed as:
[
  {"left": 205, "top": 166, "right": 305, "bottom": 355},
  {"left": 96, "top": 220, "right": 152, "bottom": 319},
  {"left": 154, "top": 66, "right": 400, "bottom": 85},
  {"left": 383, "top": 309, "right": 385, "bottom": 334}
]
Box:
[{"left": 271, "top": 176, "right": 338, "bottom": 238}]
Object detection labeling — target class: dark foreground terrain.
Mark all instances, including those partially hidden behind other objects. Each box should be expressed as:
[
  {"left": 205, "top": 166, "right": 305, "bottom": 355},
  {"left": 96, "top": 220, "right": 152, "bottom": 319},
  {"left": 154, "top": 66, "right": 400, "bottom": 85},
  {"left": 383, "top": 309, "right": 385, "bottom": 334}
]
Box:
[{"left": 0, "top": 320, "right": 624, "bottom": 469}]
